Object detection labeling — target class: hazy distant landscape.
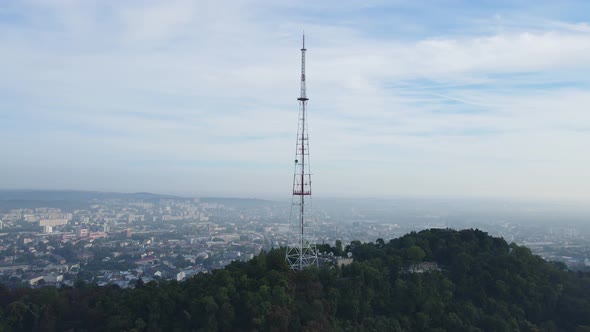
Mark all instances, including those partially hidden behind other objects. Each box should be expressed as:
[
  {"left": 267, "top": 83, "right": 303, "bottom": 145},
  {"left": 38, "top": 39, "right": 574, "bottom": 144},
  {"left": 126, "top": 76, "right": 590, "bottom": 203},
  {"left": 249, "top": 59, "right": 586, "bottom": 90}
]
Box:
[
  {"left": 1, "top": 0, "right": 590, "bottom": 330},
  {"left": 0, "top": 189, "right": 588, "bottom": 283}
]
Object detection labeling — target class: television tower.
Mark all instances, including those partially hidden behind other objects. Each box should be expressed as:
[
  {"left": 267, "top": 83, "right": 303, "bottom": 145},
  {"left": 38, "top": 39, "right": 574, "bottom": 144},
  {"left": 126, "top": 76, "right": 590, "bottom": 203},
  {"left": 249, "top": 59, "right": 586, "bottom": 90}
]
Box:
[{"left": 286, "top": 34, "right": 318, "bottom": 271}]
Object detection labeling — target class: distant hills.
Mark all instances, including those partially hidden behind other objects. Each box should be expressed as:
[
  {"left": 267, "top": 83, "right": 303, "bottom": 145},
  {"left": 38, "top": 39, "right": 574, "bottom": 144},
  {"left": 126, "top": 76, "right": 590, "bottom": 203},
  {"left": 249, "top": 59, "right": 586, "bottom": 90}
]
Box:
[
  {"left": 0, "top": 190, "right": 185, "bottom": 209},
  {"left": 0, "top": 189, "right": 280, "bottom": 210},
  {"left": 0, "top": 229, "right": 589, "bottom": 331},
  {"left": 0, "top": 189, "right": 182, "bottom": 202}
]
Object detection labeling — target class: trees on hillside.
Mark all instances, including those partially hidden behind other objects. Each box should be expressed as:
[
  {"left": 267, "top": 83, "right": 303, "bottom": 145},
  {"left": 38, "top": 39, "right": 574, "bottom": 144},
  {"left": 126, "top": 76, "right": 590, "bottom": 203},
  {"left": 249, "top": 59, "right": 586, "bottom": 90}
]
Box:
[{"left": 0, "top": 229, "right": 589, "bottom": 331}]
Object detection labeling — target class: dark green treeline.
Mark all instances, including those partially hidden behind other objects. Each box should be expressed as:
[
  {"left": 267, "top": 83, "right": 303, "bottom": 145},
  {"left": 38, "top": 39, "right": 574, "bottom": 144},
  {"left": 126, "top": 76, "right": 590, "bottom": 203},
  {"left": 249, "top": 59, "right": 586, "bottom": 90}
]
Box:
[{"left": 1, "top": 228, "right": 590, "bottom": 331}]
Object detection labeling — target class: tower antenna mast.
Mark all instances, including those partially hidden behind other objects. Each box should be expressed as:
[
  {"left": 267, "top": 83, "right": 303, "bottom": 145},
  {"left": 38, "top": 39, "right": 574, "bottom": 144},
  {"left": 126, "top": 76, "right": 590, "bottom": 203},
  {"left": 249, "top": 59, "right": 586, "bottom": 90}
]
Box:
[{"left": 286, "top": 33, "right": 318, "bottom": 271}]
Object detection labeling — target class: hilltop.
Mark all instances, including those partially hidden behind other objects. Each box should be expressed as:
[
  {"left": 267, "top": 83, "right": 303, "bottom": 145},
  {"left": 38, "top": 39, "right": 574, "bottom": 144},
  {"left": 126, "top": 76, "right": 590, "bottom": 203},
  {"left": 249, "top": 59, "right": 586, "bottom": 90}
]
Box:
[{"left": 0, "top": 228, "right": 589, "bottom": 331}]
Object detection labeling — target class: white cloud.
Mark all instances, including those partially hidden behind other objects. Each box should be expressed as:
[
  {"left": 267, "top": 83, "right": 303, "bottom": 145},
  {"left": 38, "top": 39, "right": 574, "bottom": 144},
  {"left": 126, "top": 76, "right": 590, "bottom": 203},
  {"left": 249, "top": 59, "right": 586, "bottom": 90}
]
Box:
[{"left": 0, "top": 1, "right": 589, "bottom": 201}]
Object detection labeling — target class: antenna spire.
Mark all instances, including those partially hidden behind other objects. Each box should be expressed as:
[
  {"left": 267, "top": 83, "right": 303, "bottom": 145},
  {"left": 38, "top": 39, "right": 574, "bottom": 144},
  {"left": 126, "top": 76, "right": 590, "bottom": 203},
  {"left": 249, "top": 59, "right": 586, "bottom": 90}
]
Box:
[{"left": 302, "top": 32, "right": 305, "bottom": 49}]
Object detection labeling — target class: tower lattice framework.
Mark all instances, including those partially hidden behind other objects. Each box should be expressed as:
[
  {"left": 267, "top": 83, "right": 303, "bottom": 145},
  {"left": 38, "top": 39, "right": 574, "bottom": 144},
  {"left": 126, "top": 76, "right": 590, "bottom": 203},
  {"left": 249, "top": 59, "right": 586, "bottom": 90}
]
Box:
[{"left": 286, "top": 34, "right": 318, "bottom": 271}]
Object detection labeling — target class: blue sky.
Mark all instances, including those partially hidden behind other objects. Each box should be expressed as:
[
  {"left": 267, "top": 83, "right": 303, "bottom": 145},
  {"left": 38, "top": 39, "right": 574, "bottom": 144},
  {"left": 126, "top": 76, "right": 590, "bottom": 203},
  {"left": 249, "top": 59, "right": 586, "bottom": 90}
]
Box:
[{"left": 1, "top": 0, "right": 590, "bottom": 201}]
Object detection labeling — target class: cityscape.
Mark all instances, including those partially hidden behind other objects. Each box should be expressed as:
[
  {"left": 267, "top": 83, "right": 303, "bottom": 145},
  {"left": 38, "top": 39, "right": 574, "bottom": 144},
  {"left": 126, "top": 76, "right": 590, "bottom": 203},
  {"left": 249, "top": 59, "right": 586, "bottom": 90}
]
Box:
[
  {"left": 0, "top": 190, "right": 588, "bottom": 289},
  {"left": 1, "top": 0, "right": 590, "bottom": 330}
]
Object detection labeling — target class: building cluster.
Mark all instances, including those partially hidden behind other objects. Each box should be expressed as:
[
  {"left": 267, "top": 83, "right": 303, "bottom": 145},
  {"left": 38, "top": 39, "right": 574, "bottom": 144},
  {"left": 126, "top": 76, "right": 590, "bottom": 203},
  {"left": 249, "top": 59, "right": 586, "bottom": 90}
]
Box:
[
  {"left": 0, "top": 195, "right": 589, "bottom": 287},
  {"left": 0, "top": 198, "right": 280, "bottom": 287}
]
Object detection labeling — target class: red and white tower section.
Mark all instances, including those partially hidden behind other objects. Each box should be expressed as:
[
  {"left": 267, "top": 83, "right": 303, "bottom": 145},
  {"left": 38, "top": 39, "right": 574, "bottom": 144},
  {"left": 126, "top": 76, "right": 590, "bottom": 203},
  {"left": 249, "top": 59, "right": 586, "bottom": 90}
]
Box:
[{"left": 286, "top": 35, "right": 318, "bottom": 271}]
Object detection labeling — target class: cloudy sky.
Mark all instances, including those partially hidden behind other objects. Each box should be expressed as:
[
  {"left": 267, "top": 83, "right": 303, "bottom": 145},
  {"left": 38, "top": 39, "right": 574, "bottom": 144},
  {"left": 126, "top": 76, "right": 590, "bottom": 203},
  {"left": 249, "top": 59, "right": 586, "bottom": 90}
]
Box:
[{"left": 1, "top": 0, "right": 589, "bottom": 201}]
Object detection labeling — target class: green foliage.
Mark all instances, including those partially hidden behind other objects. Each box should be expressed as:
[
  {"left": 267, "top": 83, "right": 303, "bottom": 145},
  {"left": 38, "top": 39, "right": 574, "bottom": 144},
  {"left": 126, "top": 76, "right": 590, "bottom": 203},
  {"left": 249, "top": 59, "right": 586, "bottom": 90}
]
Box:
[
  {"left": 0, "top": 229, "right": 589, "bottom": 331},
  {"left": 406, "top": 245, "right": 426, "bottom": 263}
]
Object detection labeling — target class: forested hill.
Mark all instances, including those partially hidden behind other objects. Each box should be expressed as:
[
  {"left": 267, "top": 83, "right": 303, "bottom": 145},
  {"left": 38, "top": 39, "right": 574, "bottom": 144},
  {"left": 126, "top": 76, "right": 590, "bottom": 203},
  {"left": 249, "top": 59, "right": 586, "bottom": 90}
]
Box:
[{"left": 2, "top": 229, "right": 590, "bottom": 331}]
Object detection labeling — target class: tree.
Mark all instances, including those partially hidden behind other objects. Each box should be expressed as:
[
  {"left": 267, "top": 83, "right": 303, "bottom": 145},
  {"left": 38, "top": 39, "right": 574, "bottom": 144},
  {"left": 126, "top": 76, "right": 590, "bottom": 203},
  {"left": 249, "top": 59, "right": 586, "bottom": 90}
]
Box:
[
  {"left": 406, "top": 245, "right": 425, "bottom": 264},
  {"left": 335, "top": 240, "right": 344, "bottom": 256}
]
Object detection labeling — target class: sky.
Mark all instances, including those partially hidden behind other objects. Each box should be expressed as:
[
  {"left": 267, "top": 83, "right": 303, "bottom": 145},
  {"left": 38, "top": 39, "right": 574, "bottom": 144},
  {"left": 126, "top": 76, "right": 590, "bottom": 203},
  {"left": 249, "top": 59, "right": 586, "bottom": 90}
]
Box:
[{"left": 1, "top": 0, "right": 590, "bottom": 202}]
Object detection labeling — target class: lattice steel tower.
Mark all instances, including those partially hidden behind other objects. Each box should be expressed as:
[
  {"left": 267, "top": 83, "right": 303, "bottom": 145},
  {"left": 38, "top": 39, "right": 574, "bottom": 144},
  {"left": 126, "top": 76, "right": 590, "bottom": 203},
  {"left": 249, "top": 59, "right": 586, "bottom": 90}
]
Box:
[{"left": 286, "top": 34, "right": 318, "bottom": 271}]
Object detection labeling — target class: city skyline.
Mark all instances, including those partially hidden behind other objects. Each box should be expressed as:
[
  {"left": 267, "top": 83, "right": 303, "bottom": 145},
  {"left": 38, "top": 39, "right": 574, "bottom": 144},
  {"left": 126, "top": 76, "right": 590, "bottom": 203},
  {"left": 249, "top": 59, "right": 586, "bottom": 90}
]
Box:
[{"left": 1, "top": 1, "right": 590, "bottom": 202}]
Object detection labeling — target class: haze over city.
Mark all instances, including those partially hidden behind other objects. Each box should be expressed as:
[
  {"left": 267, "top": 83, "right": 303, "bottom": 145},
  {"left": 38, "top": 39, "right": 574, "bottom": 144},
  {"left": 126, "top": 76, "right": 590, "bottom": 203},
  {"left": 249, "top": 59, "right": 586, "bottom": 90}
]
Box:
[{"left": 1, "top": 1, "right": 590, "bottom": 202}]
